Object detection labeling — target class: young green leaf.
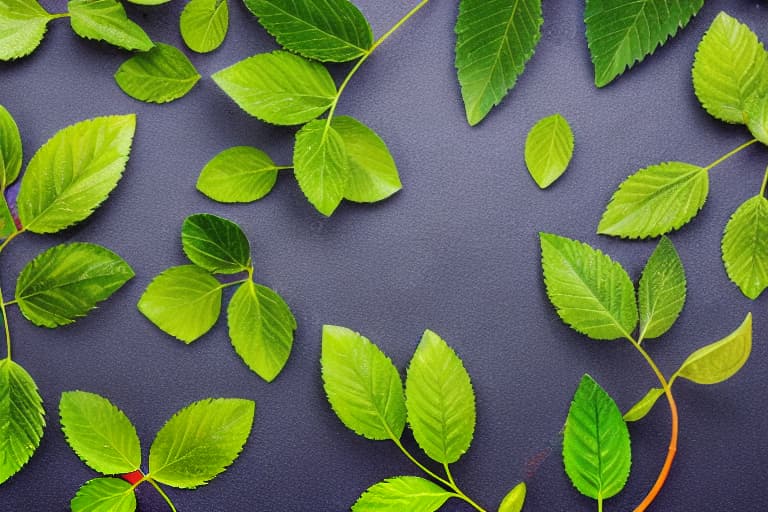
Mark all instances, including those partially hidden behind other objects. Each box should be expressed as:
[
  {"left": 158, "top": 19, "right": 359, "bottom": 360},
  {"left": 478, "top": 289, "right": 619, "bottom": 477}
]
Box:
[
  {"left": 0, "top": 195, "right": 15, "bottom": 239},
  {"left": 540, "top": 233, "right": 638, "bottom": 340},
  {"left": 137, "top": 265, "right": 223, "bottom": 343},
  {"left": 0, "top": 0, "right": 53, "bottom": 61},
  {"left": 68, "top": 0, "right": 154, "bottom": 52},
  {"left": 455, "top": 0, "right": 543, "bottom": 126},
  {"left": 623, "top": 387, "right": 664, "bottom": 422},
  {"left": 405, "top": 330, "right": 475, "bottom": 464},
  {"left": 0, "top": 359, "right": 44, "bottom": 484},
  {"left": 675, "top": 313, "right": 752, "bottom": 385},
  {"left": 745, "top": 94, "right": 768, "bottom": 145},
  {"left": 59, "top": 391, "right": 141, "bottom": 475},
  {"left": 148, "top": 398, "right": 254, "bottom": 489},
  {"left": 17, "top": 114, "right": 136, "bottom": 234},
  {"left": 115, "top": 43, "right": 201, "bottom": 104},
  {"left": 692, "top": 12, "right": 768, "bottom": 124},
  {"left": 0, "top": 105, "right": 22, "bottom": 190},
  {"left": 722, "top": 196, "right": 768, "bottom": 299},
  {"left": 294, "top": 119, "right": 349, "bottom": 216},
  {"left": 71, "top": 477, "right": 136, "bottom": 512},
  {"left": 243, "top": 0, "right": 373, "bottom": 63},
  {"left": 352, "top": 476, "right": 453, "bottom": 512},
  {"left": 180, "top": 0, "right": 229, "bottom": 54},
  {"left": 196, "top": 146, "right": 281, "bottom": 203},
  {"left": 321, "top": 325, "right": 406, "bottom": 441},
  {"left": 563, "top": 375, "right": 631, "bottom": 502},
  {"left": 227, "top": 281, "right": 296, "bottom": 382},
  {"left": 15, "top": 243, "right": 134, "bottom": 328},
  {"left": 524, "top": 113, "right": 574, "bottom": 189},
  {"left": 638, "top": 236, "right": 686, "bottom": 340},
  {"left": 498, "top": 482, "right": 526, "bottom": 512},
  {"left": 598, "top": 162, "right": 709, "bottom": 238},
  {"left": 585, "top": 0, "right": 703, "bottom": 88},
  {"left": 212, "top": 51, "right": 337, "bottom": 126},
  {"left": 181, "top": 213, "right": 251, "bottom": 274}
]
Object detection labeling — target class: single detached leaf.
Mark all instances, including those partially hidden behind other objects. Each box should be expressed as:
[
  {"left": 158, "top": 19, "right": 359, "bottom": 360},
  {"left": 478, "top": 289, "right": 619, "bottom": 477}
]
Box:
[
  {"left": 524, "top": 113, "right": 574, "bottom": 189},
  {"left": 722, "top": 195, "right": 768, "bottom": 299},
  {"left": 60, "top": 391, "right": 141, "bottom": 475},
  {"left": 148, "top": 398, "right": 255, "bottom": 489},
  {"left": 352, "top": 476, "right": 453, "bottom": 512},
  {"left": 17, "top": 114, "right": 136, "bottom": 234},
  {"left": 405, "top": 330, "right": 475, "bottom": 464},
  {"left": 638, "top": 236, "right": 686, "bottom": 340},
  {"left": 598, "top": 162, "right": 709, "bottom": 238},
  {"left": 68, "top": 0, "right": 154, "bottom": 52},
  {"left": 196, "top": 146, "right": 280, "bottom": 203},
  {"left": 137, "top": 265, "right": 223, "bottom": 343},
  {"left": 321, "top": 325, "right": 406, "bottom": 441},
  {"left": 692, "top": 12, "right": 768, "bottom": 124},
  {"left": 244, "top": 0, "right": 373, "bottom": 62},
  {"left": 212, "top": 51, "right": 337, "bottom": 126},
  {"left": 623, "top": 387, "right": 664, "bottom": 422},
  {"left": 180, "top": 0, "right": 229, "bottom": 53},
  {"left": 585, "top": 0, "right": 703, "bottom": 88},
  {"left": 563, "top": 375, "right": 631, "bottom": 501},
  {"left": 455, "top": 0, "right": 543, "bottom": 126},
  {"left": 294, "top": 119, "right": 349, "bottom": 216},
  {"left": 15, "top": 243, "right": 134, "bottom": 328},
  {"left": 181, "top": 213, "right": 251, "bottom": 274},
  {"left": 675, "top": 313, "right": 752, "bottom": 385},
  {"left": 71, "top": 478, "right": 136, "bottom": 512},
  {"left": 498, "top": 482, "right": 526, "bottom": 512},
  {"left": 0, "top": 0, "right": 52, "bottom": 61},
  {"left": 0, "top": 105, "right": 22, "bottom": 190},
  {"left": 115, "top": 43, "right": 201, "bottom": 104},
  {"left": 227, "top": 281, "right": 296, "bottom": 382},
  {"left": 540, "top": 233, "right": 638, "bottom": 340},
  {"left": 0, "top": 360, "right": 44, "bottom": 484}
]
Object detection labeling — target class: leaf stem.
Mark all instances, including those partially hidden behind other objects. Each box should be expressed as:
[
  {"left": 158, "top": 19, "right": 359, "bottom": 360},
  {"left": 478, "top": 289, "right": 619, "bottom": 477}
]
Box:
[
  {"left": 703, "top": 139, "right": 758, "bottom": 171},
  {"left": 219, "top": 278, "right": 249, "bottom": 290},
  {"left": 0, "top": 283, "right": 11, "bottom": 361},
  {"left": 390, "top": 436, "right": 451, "bottom": 487},
  {"left": 0, "top": 228, "right": 23, "bottom": 254},
  {"left": 441, "top": 462, "right": 487, "bottom": 512},
  {"left": 147, "top": 478, "right": 178, "bottom": 512},
  {"left": 760, "top": 165, "right": 768, "bottom": 197}
]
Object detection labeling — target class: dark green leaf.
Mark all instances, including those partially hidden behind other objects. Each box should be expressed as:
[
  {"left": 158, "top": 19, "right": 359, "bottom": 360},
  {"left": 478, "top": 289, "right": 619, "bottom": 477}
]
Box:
[
  {"left": 294, "top": 119, "right": 349, "bottom": 216},
  {"left": 115, "top": 43, "right": 200, "bottom": 104},
  {"left": 196, "top": 146, "right": 281, "bottom": 203},
  {"left": 638, "top": 236, "right": 686, "bottom": 340},
  {"left": 722, "top": 195, "right": 768, "bottom": 299},
  {"left": 71, "top": 478, "right": 136, "bottom": 512},
  {"left": 0, "top": 104, "right": 22, "bottom": 190},
  {"left": 352, "top": 476, "right": 453, "bottom": 512},
  {"left": 180, "top": 0, "right": 229, "bottom": 53},
  {"left": 0, "top": 0, "right": 53, "bottom": 61},
  {"left": 68, "top": 0, "right": 154, "bottom": 52},
  {"left": 181, "top": 213, "right": 251, "bottom": 274}
]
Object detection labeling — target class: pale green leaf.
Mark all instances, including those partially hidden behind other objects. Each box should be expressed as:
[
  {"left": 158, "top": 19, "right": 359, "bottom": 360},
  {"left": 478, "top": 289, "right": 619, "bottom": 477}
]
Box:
[
  {"left": 498, "top": 482, "right": 526, "bottom": 512},
  {"left": 227, "top": 281, "right": 296, "bottom": 382},
  {"left": 71, "top": 478, "right": 136, "bottom": 512},
  {"left": 115, "top": 43, "right": 201, "bottom": 104},
  {"left": 455, "top": 0, "right": 543, "bottom": 126},
  {"left": 321, "top": 325, "right": 406, "bottom": 441},
  {"left": 563, "top": 374, "right": 631, "bottom": 501},
  {"left": 148, "top": 398, "right": 254, "bottom": 489},
  {"left": 352, "top": 476, "right": 453, "bottom": 512},
  {"left": 137, "top": 265, "right": 222, "bottom": 343},
  {"left": 0, "top": 0, "right": 52, "bottom": 61},
  {"left": 17, "top": 114, "right": 136, "bottom": 234},
  {"left": 196, "top": 146, "right": 280, "bottom": 203},
  {"left": 598, "top": 162, "right": 709, "bottom": 238},
  {"left": 675, "top": 313, "right": 752, "bottom": 385},
  {"left": 180, "top": 0, "right": 228, "bottom": 53},
  {"left": 540, "top": 233, "right": 637, "bottom": 340},
  {"left": 0, "top": 195, "right": 15, "bottom": 238},
  {"left": 126, "top": 0, "right": 171, "bottom": 5},
  {"left": 59, "top": 391, "right": 141, "bottom": 475},
  {"left": 745, "top": 94, "right": 768, "bottom": 145},
  {"left": 68, "top": 0, "right": 154, "bottom": 52},
  {"left": 212, "top": 51, "right": 337, "bottom": 126},
  {"left": 722, "top": 195, "right": 768, "bottom": 299},
  {"left": 638, "top": 236, "right": 686, "bottom": 340},
  {"left": 244, "top": 0, "right": 372, "bottom": 62},
  {"left": 0, "top": 104, "right": 22, "bottom": 190},
  {"left": 294, "top": 119, "right": 349, "bottom": 216},
  {"left": 623, "top": 387, "right": 664, "bottom": 422},
  {"left": 524, "top": 113, "right": 574, "bottom": 189},
  {"left": 405, "top": 330, "right": 475, "bottom": 464},
  {"left": 0, "top": 359, "right": 44, "bottom": 484},
  {"left": 181, "top": 213, "right": 251, "bottom": 274}
]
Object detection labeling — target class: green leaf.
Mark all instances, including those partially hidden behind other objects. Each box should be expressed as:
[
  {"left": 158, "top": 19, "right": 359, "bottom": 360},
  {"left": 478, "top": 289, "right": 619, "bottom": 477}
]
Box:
[
  {"left": 181, "top": 213, "right": 251, "bottom": 274},
  {"left": 405, "top": 330, "right": 475, "bottom": 464},
  {"left": 17, "top": 114, "right": 136, "bottom": 234},
  {"left": 498, "top": 482, "right": 526, "bottom": 512},
  {"left": 227, "top": 281, "right": 296, "bottom": 382},
  {"left": 243, "top": 0, "right": 372, "bottom": 63},
  {"left": 331, "top": 116, "right": 401, "bottom": 203},
  {"left": 148, "top": 398, "right": 254, "bottom": 489},
  {"left": 294, "top": 119, "right": 349, "bottom": 216},
  {"left": 0, "top": 105, "right": 22, "bottom": 190},
  {"left": 692, "top": 12, "right": 768, "bottom": 124},
  {"left": 675, "top": 313, "right": 752, "bottom": 385},
  {"left": 71, "top": 478, "right": 136, "bottom": 512},
  {"left": 180, "top": 0, "right": 228, "bottom": 53},
  {"left": 126, "top": 0, "right": 171, "bottom": 5},
  {"left": 745, "top": 94, "right": 768, "bottom": 145},
  {"left": 455, "top": 0, "right": 543, "bottom": 126},
  {"left": 59, "top": 391, "right": 141, "bottom": 475},
  {"left": 196, "top": 146, "right": 280, "bottom": 203},
  {"left": 722, "top": 195, "right": 768, "bottom": 299},
  {"left": 68, "top": 0, "right": 154, "bottom": 52},
  {"left": 352, "top": 476, "right": 453, "bottom": 512},
  {"left": 623, "top": 387, "right": 664, "bottom": 422},
  {"left": 524, "top": 113, "right": 574, "bottom": 189},
  {"left": 15, "top": 243, "right": 134, "bottom": 328},
  {"left": 585, "top": 0, "right": 703, "bottom": 88},
  {"left": 321, "top": 325, "right": 406, "bottom": 441},
  {"left": 598, "top": 162, "right": 709, "bottom": 238},
  {"left": 115, "top": 43, "right": 201, "bottom": 104},
  {"left": 638, "top": 236, "right": 686, "bottom": 340},
  {"left": 0, "top": 194, "right": 16, "bottom": 239},
  {"left": 137, "top": 265, "right": 222, "bottom": 343},
  {"left": 540, "top": 233, "right": 638, "bottom": 340},
  {"left": 0, "top": 0, "right": 52, "bottom": 61},
  {"left": 563, "top": 374, "right": 631, "bottom": 501},
  {"left": 0, "top": 359, "right": 44, "bottom": 484},
  {"left": 212, "top": 51, "right": 337, "bottom": 126}
]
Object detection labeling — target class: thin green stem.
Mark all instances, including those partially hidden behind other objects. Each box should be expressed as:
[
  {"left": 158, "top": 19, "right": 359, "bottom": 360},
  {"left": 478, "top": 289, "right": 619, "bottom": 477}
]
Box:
[
  {"left": 760, "top": 165, "right": 768, "bottom": 197},
  {"left": 220, "top": 278, "right": 248, "bottom": 290},
  {"left": 390, "top": 436, "right": 451, "bottom": 487},
  {"left": 0, "top": 228, "right": 23, "bottom": 255},
  {"left": 443, "top": 462, "right": 457, "bottom": 488},
  {"left": 275, "top": 165, "right": 293, "bottom": 171},
  {"left": 703, "top": 139, "right": 758, "bottom": 171},
  {"left": 1, "top": 283, "right": 11, "bottom": 361},
  {"left": 147, "top": 479, "right": 178, "bottom": 512},
  {"left": 4, "top": 299, "right": 16, "bottom": 307},
  {"left": 598, "top": 496, "right": 604, "bottom": 512},
  {"left": 49, "top": 13, "right": 70, "bottom": 20}
]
